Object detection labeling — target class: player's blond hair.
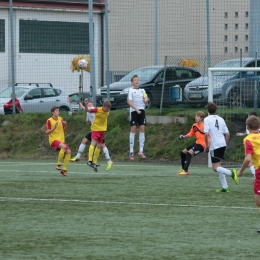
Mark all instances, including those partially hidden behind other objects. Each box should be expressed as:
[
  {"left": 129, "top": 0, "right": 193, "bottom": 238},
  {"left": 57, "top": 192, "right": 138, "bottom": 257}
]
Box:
[{"left": 195, "top": 111, "right": 205, "bottom": 119}]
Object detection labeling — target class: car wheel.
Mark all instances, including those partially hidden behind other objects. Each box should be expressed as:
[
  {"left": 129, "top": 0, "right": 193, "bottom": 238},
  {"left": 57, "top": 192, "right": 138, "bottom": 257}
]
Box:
[
  {"left": 59, "top": 106, "right": 70, "bottom": 112},
  {"left": 227, "top": 88, "right": 245, "bottom": 107}
]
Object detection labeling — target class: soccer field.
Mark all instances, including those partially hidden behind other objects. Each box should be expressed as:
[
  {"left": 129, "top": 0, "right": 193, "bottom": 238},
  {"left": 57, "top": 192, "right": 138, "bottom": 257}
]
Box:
[{"left": 0, "top": 159, "right": 258, "bottom": 259}]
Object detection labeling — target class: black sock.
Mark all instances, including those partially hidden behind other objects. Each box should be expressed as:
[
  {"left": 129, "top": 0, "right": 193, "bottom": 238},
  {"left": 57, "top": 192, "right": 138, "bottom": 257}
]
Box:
[
  {"left": 180, "top": 152, "right": 186, "bottom": 169},
  {"left": 183, "top": 152, "right": 192, "bottom": 171}
]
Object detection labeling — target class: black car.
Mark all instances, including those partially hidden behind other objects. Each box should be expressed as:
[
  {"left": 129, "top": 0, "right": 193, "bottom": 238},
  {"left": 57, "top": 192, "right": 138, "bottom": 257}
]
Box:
[
  {"left": 96, "top": 65, "right": 201, "bottom": 109},
  {"left": 69, "top": 91, "right": 92, "bottom": 111}
]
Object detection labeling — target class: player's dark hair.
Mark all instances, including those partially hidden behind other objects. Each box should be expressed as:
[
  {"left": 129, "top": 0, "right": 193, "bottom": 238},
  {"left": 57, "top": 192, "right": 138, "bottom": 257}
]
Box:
[
  {"left": 103, "top": 100, "right": 111, "bottom": 108},
  {"left": 51, "top": 106, "right": 59, "bottom": 113},
  {"left": 248, "top": 111, "right": 258, "bottom": 117},
  {"left": 206, "top": 102, "right": 217, "bottom": 114},
  {"left": 246, "top": 115, "right": 260, "bottom": 131},
  {"left": 131, "top": 75, "right": 138, "bottom": 82}
]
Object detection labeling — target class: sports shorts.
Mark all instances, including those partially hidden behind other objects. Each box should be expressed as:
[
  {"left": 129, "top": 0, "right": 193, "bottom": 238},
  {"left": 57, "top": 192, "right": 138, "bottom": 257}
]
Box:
[
  {"left": 51, "top": 140, "right": 70, "bottom": 151},
  {"left": 85, "top": 131, "right": 105, "bottom": 143},
  {"left": 91, "top": 131, "right": 105, "bottom": 144},
  {"left": 186, "top": 143, "right": 204, "bottom": 156},
  {"left": 210, "top": 146, "right": 226, "bottom": 163},
  {"left": 130, "top": 110, "right": 146, "bottom": 126}
]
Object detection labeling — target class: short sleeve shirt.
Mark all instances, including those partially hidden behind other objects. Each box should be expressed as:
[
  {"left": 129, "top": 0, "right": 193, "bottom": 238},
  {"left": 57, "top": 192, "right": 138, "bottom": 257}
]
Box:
[
  {"left": 204, "top": 114, "right": 229, "bottom": 150},
  {"left": 46, "top": 116, "right": 65, "bottom": 145},
  {"left": 128, "top": 88, "right": 147, "bottom": 112},
  {"left": 243, "top": 133, "right": 260, "bottom": 170}
]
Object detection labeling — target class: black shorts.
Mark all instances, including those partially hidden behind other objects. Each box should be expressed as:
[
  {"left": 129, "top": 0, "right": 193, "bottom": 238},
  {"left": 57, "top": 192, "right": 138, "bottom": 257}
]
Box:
[
  {"left": 84, "top": 131, "right": 105, "bottom": 143},
  {"left": 210, "top": 146, "right": 226, "bottom": 163},
  {"left": 186, "top": 143, "right": 204, "bottom": 155},
  {"left": 130, "top": 110, "right": 146, "bottom": 126}
]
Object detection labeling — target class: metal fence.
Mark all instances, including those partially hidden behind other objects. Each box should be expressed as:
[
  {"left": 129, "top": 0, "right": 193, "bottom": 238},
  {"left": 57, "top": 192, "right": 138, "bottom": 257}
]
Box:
[{"left": 1, "top": 0, "right": 260, "bottom": 112}]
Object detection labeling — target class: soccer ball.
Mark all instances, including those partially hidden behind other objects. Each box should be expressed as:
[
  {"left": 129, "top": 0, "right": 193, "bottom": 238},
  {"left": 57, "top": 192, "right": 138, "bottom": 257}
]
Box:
[{"left": 78, "top": 59, "right": 88, "bottom": 69}]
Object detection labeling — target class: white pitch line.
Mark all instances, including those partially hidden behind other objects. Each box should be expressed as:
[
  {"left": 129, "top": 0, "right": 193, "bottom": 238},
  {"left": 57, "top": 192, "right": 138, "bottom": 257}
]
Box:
[{"left": 0, "top": 196, "right": 257, "bottom": 211}]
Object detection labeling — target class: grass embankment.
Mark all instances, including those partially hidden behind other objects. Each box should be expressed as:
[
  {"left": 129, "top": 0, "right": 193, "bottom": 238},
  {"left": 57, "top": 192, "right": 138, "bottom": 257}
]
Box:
[{"left": 0, "top": 108, "right": 248, "bottom": 163}]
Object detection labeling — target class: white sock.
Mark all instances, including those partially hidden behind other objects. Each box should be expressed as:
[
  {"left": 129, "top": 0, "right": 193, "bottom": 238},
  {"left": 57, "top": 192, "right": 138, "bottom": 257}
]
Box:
[
  {"left": 139, "top": 132, "right": 145, "bottom": 152},
  {"left": 216, "top": 166, "right": 231, "bottom": 176},
  {"left": 102, "top": 146, "right": 111, "bottom": 162},
  {"left": 250, "top": 165, "right": 255, "bottom": 177},
  {"left": 217, "top": 168, "right": 228, "bottom": 189},
  {"left": 76, "top": 143, "right": 86, "bottom": 159},
  {"left": 130, "top": 133, "right": 135, "bottom": 153}
]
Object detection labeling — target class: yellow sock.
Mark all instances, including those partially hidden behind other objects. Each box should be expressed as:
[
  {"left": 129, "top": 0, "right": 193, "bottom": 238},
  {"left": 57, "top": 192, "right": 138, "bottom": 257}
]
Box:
[
  {"left": 58, "top": 149, "right": 65, "bottom": 165},
  {"left": 63, "top": 153, "right": 71, "bottom": 170},
  {"left": 93, "top": 147, "right": 101, "bottom": 164},
  {"left": 88, "top": 145, "right": 95, "bottom": 162}
]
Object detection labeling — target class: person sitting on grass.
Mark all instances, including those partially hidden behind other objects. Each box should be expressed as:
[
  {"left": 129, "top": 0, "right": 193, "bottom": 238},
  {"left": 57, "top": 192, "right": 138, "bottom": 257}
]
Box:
[{"left": 178, "top": 111, "right": 205, "bottom": 175}]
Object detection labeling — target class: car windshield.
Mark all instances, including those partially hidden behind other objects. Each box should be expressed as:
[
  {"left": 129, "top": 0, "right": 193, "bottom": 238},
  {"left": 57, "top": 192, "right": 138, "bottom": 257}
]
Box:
[
  {"left": 119, "top": 67, "right": 161, "bottom": 82},
  {"left": 204, "top": 60, "right": 251, "bottom": 76},
  {"left": 0, "top": 87, "right": 28, "bottom": 98}
]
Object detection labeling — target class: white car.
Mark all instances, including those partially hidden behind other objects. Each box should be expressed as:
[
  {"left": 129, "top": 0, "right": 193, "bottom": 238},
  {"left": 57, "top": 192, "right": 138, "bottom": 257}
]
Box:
[{"left": 0, "top": 83, "right": 72, "bottom": 114}]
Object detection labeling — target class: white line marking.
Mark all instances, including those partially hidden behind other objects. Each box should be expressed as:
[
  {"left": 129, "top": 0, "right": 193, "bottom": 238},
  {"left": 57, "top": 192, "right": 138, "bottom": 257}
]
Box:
[{"left": 0, "top": 197, "right": 256, "bottom": 210}]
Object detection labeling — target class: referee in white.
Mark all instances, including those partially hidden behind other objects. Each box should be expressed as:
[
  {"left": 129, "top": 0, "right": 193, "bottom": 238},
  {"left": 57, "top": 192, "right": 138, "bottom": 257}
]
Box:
[
  {"left": 204, "top": 102, "right": 239, "bottom": 192},
  {"left": 127, "top": 74, "right": 149, "bottom": 161}
]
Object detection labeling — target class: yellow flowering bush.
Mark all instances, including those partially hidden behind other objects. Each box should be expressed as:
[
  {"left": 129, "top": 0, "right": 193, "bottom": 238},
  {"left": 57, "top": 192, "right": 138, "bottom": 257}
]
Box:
[
  {"left": 179, "top": 59, "right": 199, "bottom": 68},
  {"left": 70, "top": 54, "right": 90, "bottom": 73}
]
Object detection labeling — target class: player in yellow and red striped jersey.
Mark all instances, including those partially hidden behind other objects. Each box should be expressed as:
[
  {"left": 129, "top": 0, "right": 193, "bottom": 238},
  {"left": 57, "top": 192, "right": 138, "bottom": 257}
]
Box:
[
  {"left": 45, "top": 106, "right": 71, "bottom": 176},
  {"left": 237, "top": 116, "right": 260, "bottom": 232},
  {"left": 85, "top": 100, "right": 111, "bottom": 172}
]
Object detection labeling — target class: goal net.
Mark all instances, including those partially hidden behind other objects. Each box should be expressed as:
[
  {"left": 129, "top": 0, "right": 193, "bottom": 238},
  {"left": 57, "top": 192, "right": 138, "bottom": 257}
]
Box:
[{"left": 208, "top": 67, "right": 260, "bottom": 167}]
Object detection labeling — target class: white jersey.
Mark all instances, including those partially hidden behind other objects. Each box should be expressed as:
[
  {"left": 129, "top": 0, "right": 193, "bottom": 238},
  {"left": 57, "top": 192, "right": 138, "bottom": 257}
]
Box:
[
  {"left": 127, "top": 87, "right": 147, "bottom": 112},
  {"left": 86, "top": 106, "right": 95, "bottom": 124},
  {"left": 204, "top": 114, "right": 229, "bottom": 150}
]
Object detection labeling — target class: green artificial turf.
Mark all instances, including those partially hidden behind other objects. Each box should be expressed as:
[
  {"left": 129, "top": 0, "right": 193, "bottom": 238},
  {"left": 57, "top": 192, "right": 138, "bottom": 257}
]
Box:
[{"left": 0, "top": 159, "right": 258, "bottom": 259}]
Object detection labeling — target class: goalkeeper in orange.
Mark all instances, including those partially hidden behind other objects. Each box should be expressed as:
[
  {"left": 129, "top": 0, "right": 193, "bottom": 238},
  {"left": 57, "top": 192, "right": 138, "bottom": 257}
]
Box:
[
  {"left": 86, "top": 100, "right": 111, "bottom": 172},
  {"left": 178, "top": 111, "right": 206, "bottom": 175}
]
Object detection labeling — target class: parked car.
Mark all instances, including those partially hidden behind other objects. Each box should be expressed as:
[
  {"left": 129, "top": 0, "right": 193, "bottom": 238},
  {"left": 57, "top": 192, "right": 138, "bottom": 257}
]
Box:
[
  {"left": 69, "top": 91, "right": 92, "bottom": 111},
  {"left": 96, "top": 65, "right": 201, "bottom": 109},
  {"left": 184, "top": 58, "right": 260, "bottom": 107},
  {"left": 0, "top": 83, "right": 72, "bottom": 114}
]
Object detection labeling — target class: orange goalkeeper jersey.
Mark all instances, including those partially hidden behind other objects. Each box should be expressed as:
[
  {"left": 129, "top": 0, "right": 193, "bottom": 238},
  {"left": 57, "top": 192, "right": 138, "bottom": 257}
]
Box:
[{"left": 186, "top": 122, "right": 206, "bottom": 148}]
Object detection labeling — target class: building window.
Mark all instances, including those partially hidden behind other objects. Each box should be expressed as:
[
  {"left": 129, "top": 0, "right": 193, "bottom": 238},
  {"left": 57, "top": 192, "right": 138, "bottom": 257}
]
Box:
[
  {"left": 19, "top": 20, "right": 89, "bottom": 54},
  {"left": 245, "top": 35, "right": 249, "bottom": 41},
  {"left": 235, "top": 47, "right": 238, "bottom": 53},
  {"left": 235, "top": 35, "right": 238, "bottom": 41},
  {"left": 225, "top": 24, "right": 228, "bottom": 30},
  {"left": 235, "top": 12, "right": 238, "bottom": 18},
  {"left": 0, "top": 19, "right": 4, "bottom": 52},
  {"left": 245, "top": 11, "right": 249, "bottom": 17},
  {"left": 224, "top": 47, "right": 228, "bottom": 53},
  {"left": 224, "top": 12, "right": 228, "bottom": 18},
  {"left": 235, "top": 24, "right": 238, "bottom": 29},
  {"left": 245, "top": 23, "right": 249, "bottom": 29},
  {"left": 245, "top": 46, "right": 248, "bottom": 53},
  {"left": 224, "top": 35, "right": 228, "bottom": 41}
]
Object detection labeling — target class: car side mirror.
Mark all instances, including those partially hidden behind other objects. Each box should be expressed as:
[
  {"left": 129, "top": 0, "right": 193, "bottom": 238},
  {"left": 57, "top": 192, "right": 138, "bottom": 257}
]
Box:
[
  {"left": 24, "top": 95, "right": 34, "bottom": 100},
  {"left": 154, "top": 78, "right": 163, "bottom": 84}
]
